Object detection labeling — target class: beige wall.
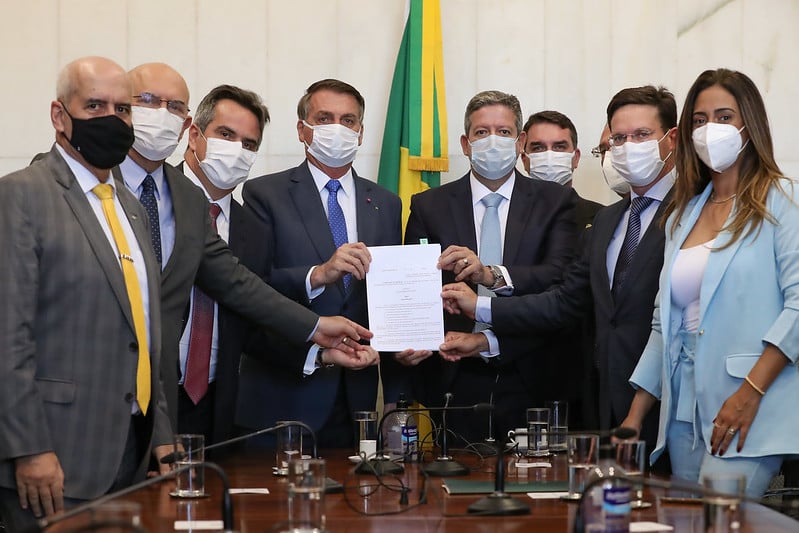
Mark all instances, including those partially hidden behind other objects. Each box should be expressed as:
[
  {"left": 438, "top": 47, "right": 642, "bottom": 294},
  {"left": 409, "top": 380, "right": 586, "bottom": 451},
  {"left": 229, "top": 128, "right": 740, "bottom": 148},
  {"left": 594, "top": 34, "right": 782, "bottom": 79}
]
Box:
[{"left": 1, "top": 0, "right": 797, "bottom": 205}]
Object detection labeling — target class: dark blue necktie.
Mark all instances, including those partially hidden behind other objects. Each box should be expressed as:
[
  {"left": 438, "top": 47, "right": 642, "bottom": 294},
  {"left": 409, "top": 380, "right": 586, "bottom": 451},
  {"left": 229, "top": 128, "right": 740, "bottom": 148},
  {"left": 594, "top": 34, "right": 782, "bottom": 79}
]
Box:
[
  {"left": 612, "top": 195, "right": 654, "bottom": 296},
  {"left": 325, "top": 179, "right": 351, "bottom": 288},
  {"left": 139, "top": 174, "right": 162, "bottom": 267}
]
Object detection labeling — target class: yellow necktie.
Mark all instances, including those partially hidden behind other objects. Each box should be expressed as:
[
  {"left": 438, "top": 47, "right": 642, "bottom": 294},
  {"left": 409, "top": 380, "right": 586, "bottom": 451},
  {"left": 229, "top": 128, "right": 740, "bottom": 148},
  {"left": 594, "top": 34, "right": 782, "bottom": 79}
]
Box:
[{"left": 92, "top": 184, "right": 151, "bottom": 414}]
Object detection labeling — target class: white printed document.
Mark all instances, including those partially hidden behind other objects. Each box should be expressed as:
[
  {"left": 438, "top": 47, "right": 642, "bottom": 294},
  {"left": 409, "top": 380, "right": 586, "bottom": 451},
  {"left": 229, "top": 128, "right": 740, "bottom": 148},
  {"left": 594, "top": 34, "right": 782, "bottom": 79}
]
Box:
[{"left": 366, "top": 244, "right": 444, "bottom": 351}]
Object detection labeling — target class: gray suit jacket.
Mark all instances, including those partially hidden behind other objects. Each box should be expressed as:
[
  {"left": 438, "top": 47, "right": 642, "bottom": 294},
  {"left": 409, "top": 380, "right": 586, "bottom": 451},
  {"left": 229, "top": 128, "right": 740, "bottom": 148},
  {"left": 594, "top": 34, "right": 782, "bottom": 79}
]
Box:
[
  {"left": 112, "top": 163, "right": 321, "bottom": 430},
  {"left": 0, "top": 146, "right": 172, "bottom": 499}
]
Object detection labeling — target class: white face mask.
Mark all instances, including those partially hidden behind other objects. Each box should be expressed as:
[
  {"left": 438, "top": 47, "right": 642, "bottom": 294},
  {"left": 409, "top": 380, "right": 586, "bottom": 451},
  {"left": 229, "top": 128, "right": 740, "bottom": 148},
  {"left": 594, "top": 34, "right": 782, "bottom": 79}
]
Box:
[
  {"left": 610, "top": 131, "right": 671, "bottom": 188},
  {"left": 131, "top": 106, "right": 184, "bottom": 161},
  {"left": 602, "top": 155, "right": 630, "bottom": 196},
  {"left": 303, "top": 121, "right": 361, "bottom": 168},
  {"left": 469, "top": 135, "right": 519, "bottom": 180},
  {"left": 692, "top": 123, "right": 747, "bottom": 173},
  {"left": 196, "top": 134, "right": 257, "bottom": 190},
  {"left": 527, "top": 150, "right": 574, "bottom": 185}
]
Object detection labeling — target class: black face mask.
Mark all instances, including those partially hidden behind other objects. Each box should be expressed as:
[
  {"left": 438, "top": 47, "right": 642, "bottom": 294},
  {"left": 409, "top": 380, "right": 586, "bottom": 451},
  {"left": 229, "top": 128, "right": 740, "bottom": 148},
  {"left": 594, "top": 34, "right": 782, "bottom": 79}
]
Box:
[{"left": 62, "top": 105, "right": 135, "bottom": 169}]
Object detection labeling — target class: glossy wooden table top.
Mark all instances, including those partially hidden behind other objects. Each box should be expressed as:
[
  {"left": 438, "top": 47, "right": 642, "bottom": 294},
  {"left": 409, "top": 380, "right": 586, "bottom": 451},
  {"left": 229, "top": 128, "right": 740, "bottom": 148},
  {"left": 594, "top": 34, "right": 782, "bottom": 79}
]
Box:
[{"left": 49, "top": 449, "right": 799, "bottom": 532}]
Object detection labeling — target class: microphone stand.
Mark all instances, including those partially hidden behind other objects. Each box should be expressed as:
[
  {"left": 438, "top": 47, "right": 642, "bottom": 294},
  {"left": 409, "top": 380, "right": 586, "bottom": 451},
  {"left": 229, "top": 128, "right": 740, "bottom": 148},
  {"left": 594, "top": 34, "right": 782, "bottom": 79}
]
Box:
[
  {"left": 355, "top": 407, "right": 404, "bottom": 475},
  {"left": 31, "top": 462, "right": 235, "bottom": 533},
  {"left": 422, "top": 403, "right": 469, "bottom": 476},
  {"left": 467, "top": 436, "right": 530, "bottom": 515}
]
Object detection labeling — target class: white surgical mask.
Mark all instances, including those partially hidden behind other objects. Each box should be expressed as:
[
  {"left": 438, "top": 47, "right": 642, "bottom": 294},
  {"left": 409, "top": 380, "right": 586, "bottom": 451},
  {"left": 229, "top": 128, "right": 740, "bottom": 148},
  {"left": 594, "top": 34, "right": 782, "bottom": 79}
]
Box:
[
  {"left": 602, "top": 155, "right": 630, "bottom": 196},
  {"left": 527, "top": 150, "right": 574, "bottom": 185},
  {"left": 303, "top": 121, "right": 361, "bottom": 168},
  {"left": 131, "top": 106, "right": 184, "bottom": 161},
  {"left": 469, "top": 135, "right": 519, "bottom": 180},
  {"left": 196, "top": 134, "right": 257, "bottom": 190},
  {"left": 692, "top": 123, "right": 747, "bottom": 173},
  {"left": 610, "top": 131, "right": 671, "bottom": 188}
]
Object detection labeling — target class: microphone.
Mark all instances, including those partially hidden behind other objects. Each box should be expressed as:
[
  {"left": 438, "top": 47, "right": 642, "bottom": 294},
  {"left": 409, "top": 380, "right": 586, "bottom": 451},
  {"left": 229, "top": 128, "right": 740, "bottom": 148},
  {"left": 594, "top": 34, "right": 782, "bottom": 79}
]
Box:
[
  {"left": 160, "top": 420, "right": 318, "bottom": 464},
  {"left": 355, "top": 402, "right": 493, "bottom": 476},
  {"left": 30, "top": 461, "right": 234, "bottom": 533},
  {"left": 467, "top": 435, "right": 530, "bottom": 516}
]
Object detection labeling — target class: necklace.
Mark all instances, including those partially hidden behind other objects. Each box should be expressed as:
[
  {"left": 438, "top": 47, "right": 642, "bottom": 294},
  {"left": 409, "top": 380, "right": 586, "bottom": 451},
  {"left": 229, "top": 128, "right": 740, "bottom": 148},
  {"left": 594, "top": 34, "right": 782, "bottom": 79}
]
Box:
[{"left": 709, "top": 192, "right": 737, "bottom": 204}]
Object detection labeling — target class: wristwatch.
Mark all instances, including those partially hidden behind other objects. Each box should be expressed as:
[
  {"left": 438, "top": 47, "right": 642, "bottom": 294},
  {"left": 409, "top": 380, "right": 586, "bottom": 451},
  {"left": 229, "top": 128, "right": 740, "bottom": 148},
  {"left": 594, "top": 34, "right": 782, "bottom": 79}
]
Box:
[
  {"left": 487, "top": 265, "right": 505, "bottom": 290},
  {"left": 315, "top": 347, "right": 335, "bottom": 368}
]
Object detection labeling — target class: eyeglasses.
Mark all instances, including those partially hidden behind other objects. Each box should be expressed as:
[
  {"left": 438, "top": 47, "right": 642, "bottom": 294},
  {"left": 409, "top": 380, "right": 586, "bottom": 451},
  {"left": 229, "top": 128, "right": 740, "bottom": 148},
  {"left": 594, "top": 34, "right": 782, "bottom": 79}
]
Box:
[
  {"left": 608, "top": 129, "right": 657, "bottom": 147},
  {"left": 133, "top": 92, "right": 190, "bottom": 116},
  {"left": 590, "top": 146, "right": 607, "bottom": 158}
]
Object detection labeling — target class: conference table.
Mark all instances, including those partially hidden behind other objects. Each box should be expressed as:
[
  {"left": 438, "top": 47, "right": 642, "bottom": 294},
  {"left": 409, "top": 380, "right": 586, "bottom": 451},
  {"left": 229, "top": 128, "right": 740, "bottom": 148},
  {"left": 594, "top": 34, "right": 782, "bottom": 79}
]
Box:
[{"left": 49, "top": 449, "right": 799, "bottom": 532}]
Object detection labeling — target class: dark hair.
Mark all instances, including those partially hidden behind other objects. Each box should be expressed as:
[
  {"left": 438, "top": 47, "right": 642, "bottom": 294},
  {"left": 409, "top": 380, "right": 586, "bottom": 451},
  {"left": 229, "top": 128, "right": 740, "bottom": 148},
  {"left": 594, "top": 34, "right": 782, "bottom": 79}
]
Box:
[
  {"left": 606, "top": 85, "right": 677, "bottom": 133},
  {"left": 464, "top": 90, "right": 522, "bottom": 136},
  {"left": 194, "top": 85, "right": 270, "bottom": 144},
  {"left": 523, "top": 110, "right": 578, "bottom": 148},
  {"left": 297, "top": 79, "right": 365, "bottom": 121},
  {"left": 665, "top": 68, "right": 783, "bottom": 247}
]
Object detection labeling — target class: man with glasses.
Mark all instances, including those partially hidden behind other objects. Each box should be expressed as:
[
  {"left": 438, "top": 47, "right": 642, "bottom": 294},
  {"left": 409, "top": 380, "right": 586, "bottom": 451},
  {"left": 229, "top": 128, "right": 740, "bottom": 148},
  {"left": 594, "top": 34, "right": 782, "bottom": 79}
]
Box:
[
  {"left": 592, "top": 124, "right": 630, "bottom": 197},
  {"left": 115, "top": 64, "right": 375, "bottom": 445},
  {"left": 440, "top": 86, "right": 676, "bottom": 467}
]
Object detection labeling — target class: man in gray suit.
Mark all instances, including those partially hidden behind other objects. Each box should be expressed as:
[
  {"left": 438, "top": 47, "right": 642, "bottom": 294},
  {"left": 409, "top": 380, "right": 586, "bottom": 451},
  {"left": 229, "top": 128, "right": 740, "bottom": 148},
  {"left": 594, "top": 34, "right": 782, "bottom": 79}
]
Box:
[
  {"left": 0, "top": 57, "right": 173, "bottom": 530},
  {"left": 116, "top": 64, "right": 377, "bottom": 441}
]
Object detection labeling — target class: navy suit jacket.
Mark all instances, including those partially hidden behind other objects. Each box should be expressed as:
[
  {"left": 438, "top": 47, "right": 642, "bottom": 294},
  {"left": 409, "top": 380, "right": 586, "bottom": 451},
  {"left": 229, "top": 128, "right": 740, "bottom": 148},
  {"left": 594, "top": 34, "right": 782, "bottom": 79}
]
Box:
[
  {"left": 491, "top": 192, "right": 671, "bottom": 447},
  {"left": 404, "top": 171, "right": 578, "bottom": 408},
  {"left": 235, "top": 161, "right": 404, "bottom": 433}
]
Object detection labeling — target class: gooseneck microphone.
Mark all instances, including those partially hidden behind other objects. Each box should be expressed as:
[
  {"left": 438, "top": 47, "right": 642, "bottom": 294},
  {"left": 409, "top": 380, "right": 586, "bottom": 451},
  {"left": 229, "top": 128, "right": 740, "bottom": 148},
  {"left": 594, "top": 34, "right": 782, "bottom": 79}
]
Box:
[
  {"left": 30, "top": 462, "right": 234, "bottom": 533},
  {"left": 160, "top": 420, "right": 318, "bottom": 464},
  {"left": 355, "top": 402, "right": 493, "bottom": 476},
  {"left": 467, "top": 435, "right": 530, "bottom": 516}
]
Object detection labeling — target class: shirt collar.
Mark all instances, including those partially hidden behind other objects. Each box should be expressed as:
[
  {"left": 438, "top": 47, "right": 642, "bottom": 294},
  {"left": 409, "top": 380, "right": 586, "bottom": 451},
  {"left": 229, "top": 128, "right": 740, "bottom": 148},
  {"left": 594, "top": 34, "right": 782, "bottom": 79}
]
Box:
[
  {"left": 182, "top": 160, "right": 232, "bottom": 221},
  {"left": 119, "top": 155, "right": 166, "bottom": 199},
  {"left": 469, "top": 170, "right": 515, "bottom": 207},
  {"left": 632, "top": 168, "right": 675, "bottom": 202},
  {"left": 308, "top": 160, "right": 355, "bottom": 197},
  {"left": 55, "top": 143, "right": 117, "bottom": 195}
]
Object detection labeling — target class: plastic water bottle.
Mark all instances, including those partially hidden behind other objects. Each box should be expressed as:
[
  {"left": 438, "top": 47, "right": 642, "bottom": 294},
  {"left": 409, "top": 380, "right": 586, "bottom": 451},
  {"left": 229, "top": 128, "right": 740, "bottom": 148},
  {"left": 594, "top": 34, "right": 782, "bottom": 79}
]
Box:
[
  {"left": 583, "top": 445, "right": 631, "bottom": 532},
  {"left": 383, "top": 394, "right": 418, "bottom": 462}
]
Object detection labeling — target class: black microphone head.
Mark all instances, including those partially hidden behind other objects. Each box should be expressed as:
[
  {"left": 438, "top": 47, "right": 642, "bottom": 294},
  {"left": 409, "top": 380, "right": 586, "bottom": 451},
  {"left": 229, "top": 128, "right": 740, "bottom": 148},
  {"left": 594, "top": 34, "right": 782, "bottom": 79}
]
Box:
[
  {"left": 612, "top": 426, "right": 638, "bottom": 440},
  {"left": 473, "top": 403, "right": 494, "bottom": 413}
]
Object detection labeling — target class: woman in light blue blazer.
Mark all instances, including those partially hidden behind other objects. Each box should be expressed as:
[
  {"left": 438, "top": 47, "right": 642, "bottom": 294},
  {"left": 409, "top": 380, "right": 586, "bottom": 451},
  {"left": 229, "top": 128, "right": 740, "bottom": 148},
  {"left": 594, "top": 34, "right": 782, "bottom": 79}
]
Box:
[{"left": 621, "top": 68, "right": 799, "bottom": 497}]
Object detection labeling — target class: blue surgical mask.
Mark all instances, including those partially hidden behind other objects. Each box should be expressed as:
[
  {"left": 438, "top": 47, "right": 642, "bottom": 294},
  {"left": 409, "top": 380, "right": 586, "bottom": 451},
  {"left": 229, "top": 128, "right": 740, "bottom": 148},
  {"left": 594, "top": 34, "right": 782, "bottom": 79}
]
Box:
[{"left": 469, "top": 135, "right": 519, "bottom": 180}]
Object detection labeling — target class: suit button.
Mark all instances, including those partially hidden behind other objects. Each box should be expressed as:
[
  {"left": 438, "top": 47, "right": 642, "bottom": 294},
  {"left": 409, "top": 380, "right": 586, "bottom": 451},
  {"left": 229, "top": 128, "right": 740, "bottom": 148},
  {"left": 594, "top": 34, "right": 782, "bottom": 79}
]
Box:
[
  {"left": 124, "top": 392, "right": 134, "bottom": 403},
  {"left": 699, "top": 329, "right": 705, "bottom": 335},
  {"left": 129, "top": 342, "right": 138, "bottom": 352}
]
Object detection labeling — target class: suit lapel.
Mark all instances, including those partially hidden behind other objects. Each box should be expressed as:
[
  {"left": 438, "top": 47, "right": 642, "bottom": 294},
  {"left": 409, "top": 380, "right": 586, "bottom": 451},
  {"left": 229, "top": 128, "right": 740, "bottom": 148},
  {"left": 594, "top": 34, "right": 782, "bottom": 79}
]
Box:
[
  {"left": 612, "top": 191, "right": 672, "bottom": 301},
  {"left": 447, "top": 175, "right": 478, "bottom": 251},
  {"left": 59, "top": 156, "right": 135, "bottom": 332},
  {"left": 594, "top": 199, "right": 628, "bottom": 306},
  {"left": 160, "top": 164, "right": 185, "bottom": 280},
  {"left": 289, "top": 162, "right": 343, "bottom": 295},
  {"left": 353, "top": 171, "right": 378, "bottom": 246},
  {"left": 503, "top": 171, "right": 534, "bottom": 263}
]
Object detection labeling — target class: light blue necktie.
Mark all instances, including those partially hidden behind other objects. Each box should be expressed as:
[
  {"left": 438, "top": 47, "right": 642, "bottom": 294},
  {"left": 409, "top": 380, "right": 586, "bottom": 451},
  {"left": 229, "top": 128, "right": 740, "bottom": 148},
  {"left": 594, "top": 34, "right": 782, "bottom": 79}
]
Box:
[
  {"left": 325, "top": 179, "right": 351, "bottom": 288},
  {"left": 479, "top": 192, "right": 503, "bottom": 266},
  {"left": 475, "top": 192, "right": 503, "bottom": 331}
]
